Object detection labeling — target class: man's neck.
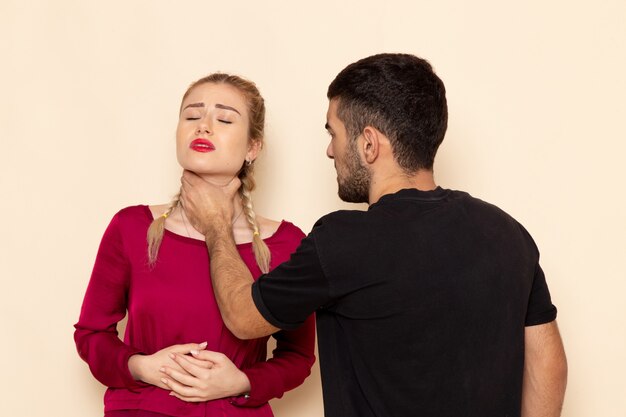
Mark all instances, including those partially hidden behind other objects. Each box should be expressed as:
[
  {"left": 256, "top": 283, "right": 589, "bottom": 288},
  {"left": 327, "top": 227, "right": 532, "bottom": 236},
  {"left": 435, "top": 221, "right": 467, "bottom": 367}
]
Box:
[{"left": 368, "top": 169, "right": 437, "bottom": 205}]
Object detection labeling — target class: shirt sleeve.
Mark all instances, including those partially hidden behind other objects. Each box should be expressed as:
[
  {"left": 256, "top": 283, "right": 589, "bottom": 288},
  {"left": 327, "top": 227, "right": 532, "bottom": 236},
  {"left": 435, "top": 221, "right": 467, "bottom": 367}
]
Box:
[
  {"left": 251, "top": 231, "right": 331, "bottom": 330},
  {"left": 73, "top": 212, "right": 146, "bottom": 389},
  {"left": 525, "top": 262, "right": 558, "bottom": 326},
  {"left": 230, "top": 314, "right": 316, "bottom": 407}
]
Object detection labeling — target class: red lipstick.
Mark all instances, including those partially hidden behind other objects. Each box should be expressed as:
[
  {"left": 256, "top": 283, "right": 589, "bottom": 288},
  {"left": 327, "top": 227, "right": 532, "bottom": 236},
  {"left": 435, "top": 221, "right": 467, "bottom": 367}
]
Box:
[{"left": 190, "top": 138, "right": 215, "bottom": 153}]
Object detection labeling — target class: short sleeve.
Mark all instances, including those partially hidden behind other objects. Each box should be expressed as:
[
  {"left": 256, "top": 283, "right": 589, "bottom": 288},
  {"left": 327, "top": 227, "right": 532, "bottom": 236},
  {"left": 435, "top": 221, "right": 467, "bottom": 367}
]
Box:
[
  {"left": 252, "top": 232, "right": 330, "bottom": 330},
  {"left": 525, "top": 262, "right": 558, "bottom": 326}
]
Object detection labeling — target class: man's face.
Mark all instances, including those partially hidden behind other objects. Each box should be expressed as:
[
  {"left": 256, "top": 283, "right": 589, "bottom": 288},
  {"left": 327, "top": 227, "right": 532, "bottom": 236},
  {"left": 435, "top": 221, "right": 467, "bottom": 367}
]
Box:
[{"left": 325, "top": 99, "right": 370, "bottom": 203}]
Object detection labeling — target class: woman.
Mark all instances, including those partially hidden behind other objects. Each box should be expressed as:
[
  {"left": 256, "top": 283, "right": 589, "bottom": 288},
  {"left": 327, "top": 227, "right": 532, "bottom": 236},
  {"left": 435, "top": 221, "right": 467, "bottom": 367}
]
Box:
[{"left": 74, "top": 73, "right": 316, "bottom": 417}]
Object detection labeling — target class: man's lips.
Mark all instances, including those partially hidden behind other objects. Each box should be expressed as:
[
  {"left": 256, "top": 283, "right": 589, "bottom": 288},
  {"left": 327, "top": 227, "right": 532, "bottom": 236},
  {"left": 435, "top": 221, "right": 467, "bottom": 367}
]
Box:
[{"left": 190, "top": 138, "right": 215, "bottom": 152}]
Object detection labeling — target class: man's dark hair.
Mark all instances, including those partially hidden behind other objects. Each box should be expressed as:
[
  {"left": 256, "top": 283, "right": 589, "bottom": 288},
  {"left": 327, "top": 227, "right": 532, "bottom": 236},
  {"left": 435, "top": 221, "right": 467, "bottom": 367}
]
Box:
[{"left": 327, "top": 53, "right": 448, "bottom": 172}]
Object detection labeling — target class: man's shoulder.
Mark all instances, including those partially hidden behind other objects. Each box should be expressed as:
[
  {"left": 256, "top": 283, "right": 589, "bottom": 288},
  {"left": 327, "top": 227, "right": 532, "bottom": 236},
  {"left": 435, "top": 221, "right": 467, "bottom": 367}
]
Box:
[
  {"left": 458, "top": 191, "right": 524, "bottom": 226},
  {"left": 450, "top": 190, "right": 539, "bottom": 251},
  {"left": 314, "top": 209, "right": 369, "bottom": 230},
  {"left": 309, "top": 190, "right": 531, "bottom": 239},
  {"left": 457, "top": 191, "right": 514, "bottom": 216}
]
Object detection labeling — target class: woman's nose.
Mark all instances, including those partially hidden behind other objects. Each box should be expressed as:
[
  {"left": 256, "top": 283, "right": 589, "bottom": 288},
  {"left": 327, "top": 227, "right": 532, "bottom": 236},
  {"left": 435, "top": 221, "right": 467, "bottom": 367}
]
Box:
[{"left": 196, "top": 119, "right": 212, "bottom": 135}]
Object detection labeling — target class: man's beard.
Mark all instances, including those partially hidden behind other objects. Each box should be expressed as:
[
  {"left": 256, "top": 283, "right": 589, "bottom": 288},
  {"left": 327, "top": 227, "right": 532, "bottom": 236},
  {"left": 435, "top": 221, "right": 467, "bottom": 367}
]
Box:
[{"left": 337, "top": 141, "right": 370, "bottom": 203}]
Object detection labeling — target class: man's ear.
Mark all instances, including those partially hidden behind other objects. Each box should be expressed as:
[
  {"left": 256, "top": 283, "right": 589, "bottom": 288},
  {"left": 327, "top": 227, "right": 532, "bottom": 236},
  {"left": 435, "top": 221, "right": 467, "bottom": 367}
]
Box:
[{"left": 361, "top": 126, "right": 380, "bottom": 164}]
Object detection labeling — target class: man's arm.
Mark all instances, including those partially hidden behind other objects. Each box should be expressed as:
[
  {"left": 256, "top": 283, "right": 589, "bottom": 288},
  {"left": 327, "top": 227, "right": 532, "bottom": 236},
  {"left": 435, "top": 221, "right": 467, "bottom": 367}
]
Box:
[
  {"left": 204, "top": 218, "right": 279, "bottom": 339},
  {"left": 180, "top": 170, "right": 278, "bottom": 339},
  {"left": 521, "top": 320, "right": 568, "bottom": 417}
]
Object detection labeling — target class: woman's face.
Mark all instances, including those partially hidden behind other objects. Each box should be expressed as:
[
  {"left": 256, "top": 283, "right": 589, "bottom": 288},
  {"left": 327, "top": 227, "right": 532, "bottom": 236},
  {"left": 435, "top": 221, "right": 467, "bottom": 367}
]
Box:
[{"left": 176, "top": 82, "right": 259, "bottom": 180}]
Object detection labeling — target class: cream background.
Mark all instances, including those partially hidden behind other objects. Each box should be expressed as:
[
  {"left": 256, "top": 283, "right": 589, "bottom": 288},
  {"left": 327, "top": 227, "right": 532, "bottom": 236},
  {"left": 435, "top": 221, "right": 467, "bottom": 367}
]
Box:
[{"left": 1, "top": 0, "right": 625, "bottom": 416}]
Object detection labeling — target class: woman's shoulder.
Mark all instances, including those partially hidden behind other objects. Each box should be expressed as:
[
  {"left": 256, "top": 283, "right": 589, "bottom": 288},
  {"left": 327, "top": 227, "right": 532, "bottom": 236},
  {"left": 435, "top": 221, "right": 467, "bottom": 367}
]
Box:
[
  {"left": 108, "top": 204, "right": 154, "bottom": 228},
  {"left": 146, "top": 203, "right": 168, "bottom": 220},
  {"left": 113, "top": 204, "right": 149, "bottom": 217},
  {"left": 257, "top": 216, "right": 306, "bottom": 242}
]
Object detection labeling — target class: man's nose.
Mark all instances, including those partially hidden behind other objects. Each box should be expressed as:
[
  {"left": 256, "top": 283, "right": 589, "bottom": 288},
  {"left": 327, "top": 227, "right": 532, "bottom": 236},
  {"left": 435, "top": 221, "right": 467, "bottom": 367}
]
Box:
[{"left": 326, "top": 142, "right": 334, "bottom": 159}]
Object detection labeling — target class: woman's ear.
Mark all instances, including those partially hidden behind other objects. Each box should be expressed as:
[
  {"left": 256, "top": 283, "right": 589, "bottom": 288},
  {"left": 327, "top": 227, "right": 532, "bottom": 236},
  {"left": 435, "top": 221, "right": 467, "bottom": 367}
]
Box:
[{"left": 246, "top": 139, "right": 262, "bottom": 163}]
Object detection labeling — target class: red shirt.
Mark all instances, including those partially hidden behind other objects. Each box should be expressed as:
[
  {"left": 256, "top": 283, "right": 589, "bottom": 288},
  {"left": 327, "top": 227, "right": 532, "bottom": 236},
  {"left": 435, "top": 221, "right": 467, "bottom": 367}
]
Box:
[{"left": 74, "top": 205, "right": 315, "bottom": 417}]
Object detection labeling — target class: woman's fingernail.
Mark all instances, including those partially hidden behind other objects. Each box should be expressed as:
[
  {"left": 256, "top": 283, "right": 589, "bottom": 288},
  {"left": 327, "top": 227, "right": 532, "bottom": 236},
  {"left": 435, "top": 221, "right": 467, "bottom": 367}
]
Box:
[
  {"left": 190, "top": 349, "right": 199, "bottom": 355},
  {"left": 199, "top": 342, "right": 207, "bottom": 349},
  {"left": 161, "top": 378, "right": 168, "bottom": 384},
  {"left": 169, "top": 353, "right": 176, "bottom": 359},
  {"left": 159, "top": 367, "right": 165, "bottom": 373}
]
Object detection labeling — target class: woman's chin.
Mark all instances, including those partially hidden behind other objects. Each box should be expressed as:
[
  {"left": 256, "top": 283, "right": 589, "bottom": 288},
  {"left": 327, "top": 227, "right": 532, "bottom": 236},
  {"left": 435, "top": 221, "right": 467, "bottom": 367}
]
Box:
[{"left": 179, "top": 163, "right": 216, "bottom": 176}]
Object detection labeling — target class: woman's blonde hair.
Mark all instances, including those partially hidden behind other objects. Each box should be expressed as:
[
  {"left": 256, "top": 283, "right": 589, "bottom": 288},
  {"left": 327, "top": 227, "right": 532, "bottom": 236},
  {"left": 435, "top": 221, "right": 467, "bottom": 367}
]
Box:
[{"left": 146, "top": 73, "right": 271, "bottom": 273}]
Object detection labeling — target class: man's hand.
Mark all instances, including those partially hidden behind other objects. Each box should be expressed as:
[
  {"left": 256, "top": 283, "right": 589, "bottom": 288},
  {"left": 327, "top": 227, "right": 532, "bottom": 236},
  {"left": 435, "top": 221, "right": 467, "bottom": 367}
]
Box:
[
  {"left": 161, "top": 350, "right": 251, "bottom": 402},
  {"left": 180, "top": 170, "right": 241, "bottom": 236}
]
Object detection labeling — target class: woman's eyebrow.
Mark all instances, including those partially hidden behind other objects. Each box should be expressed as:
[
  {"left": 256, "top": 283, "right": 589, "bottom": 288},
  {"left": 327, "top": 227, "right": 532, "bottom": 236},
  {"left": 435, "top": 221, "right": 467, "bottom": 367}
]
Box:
[
  {"left": 182, "top": 102, "right": 204, "bottom": 110},
  {"left": 215, "top": 103, "right": 241, "bottom": 115},
  {"left": 181, "top": 102, "right": 241, "bottom": 115}
]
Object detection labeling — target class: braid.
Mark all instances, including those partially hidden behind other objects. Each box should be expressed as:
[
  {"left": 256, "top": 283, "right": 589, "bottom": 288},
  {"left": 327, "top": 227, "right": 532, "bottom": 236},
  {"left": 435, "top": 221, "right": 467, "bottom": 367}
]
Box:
[
  {"left": 239, "top": 168, "right": 271, "bottom": 273},
  {"left": 147, "top": 190, "right": 181, "bottom": 266}
]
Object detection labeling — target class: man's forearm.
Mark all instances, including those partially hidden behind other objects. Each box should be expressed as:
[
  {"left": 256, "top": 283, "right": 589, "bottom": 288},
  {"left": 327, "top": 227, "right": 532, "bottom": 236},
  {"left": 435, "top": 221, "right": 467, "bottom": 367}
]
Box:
[
  {"left": 204, "top": 219, "right": 278, "bottom": 339},
  {"left": 521, "top": 321, "right": 568, "bottom": 417}
]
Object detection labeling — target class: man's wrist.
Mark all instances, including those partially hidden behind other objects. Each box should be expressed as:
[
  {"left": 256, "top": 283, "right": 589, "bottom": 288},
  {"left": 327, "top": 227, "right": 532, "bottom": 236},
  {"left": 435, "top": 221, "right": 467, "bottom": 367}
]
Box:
[{"left": 204, "top": 217, "right": 234, "bottom": 251}]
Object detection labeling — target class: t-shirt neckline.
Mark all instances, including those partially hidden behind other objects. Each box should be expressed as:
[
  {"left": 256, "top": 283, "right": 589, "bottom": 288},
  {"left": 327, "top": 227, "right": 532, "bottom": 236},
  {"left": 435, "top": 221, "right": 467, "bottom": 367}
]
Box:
[{"left": 369, "top": 187, "right": 450, "bottom": 209}]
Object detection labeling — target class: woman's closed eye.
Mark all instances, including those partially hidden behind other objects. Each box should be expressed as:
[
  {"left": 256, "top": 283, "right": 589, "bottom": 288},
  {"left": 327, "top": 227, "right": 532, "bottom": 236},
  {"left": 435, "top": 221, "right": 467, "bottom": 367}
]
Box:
[{"left": 183, "top": 110, "right": 202, "bottom": 121}]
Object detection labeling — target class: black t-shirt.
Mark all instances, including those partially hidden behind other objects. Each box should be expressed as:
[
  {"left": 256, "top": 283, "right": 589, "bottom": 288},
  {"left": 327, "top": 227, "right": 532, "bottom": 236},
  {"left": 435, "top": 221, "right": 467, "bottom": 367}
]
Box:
[{"left": 252, "top": 188, "right": 557, "bottom": 417}]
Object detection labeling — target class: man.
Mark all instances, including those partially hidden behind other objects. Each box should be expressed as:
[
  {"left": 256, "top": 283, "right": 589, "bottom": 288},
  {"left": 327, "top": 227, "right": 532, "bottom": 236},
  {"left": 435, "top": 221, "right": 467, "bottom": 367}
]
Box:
[{"left": 179, "top": 53, "right": 567, "bottom": 417}]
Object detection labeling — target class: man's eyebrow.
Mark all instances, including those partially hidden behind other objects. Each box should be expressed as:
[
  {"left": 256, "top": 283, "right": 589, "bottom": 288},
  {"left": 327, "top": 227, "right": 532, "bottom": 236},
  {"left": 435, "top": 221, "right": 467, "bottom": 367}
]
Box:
[{"left": 215, "top": 103, "right": 241, "bottom": 115}]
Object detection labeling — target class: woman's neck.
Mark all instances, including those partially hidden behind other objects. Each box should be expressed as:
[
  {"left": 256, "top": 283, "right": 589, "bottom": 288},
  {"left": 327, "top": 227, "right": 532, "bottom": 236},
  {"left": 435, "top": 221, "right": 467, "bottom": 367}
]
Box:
[
  {"left": 195, "top": 173, "right": 239, "bottom": 188},
  {"left": 170, "top": 194, "right": 244, "bottom": 240}
]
